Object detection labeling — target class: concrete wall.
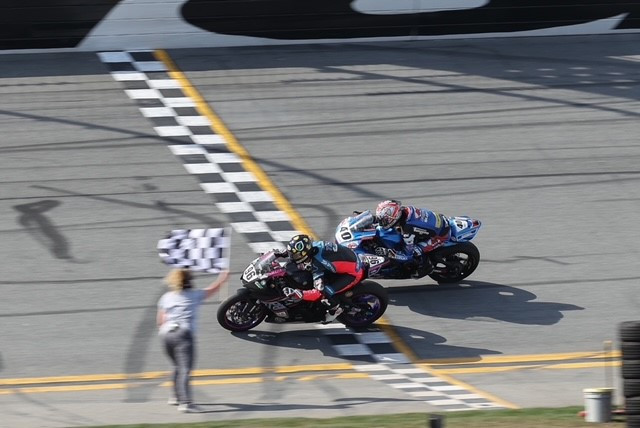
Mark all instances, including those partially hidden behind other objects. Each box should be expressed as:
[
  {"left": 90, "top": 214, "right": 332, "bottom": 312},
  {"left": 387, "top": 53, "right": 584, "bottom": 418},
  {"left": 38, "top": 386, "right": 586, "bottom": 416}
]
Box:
[{"left": 2, "top": 0, "right": 640, "bottom": 52}]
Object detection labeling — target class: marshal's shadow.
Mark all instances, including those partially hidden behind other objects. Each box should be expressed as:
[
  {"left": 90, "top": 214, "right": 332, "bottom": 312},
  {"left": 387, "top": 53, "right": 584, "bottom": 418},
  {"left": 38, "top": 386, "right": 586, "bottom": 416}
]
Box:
[
  {"left": 388, "top": 280, "right": 584, "bottom": 325},
  {"left": 192, "top": 396, "right": 420, "bottom": 414}
]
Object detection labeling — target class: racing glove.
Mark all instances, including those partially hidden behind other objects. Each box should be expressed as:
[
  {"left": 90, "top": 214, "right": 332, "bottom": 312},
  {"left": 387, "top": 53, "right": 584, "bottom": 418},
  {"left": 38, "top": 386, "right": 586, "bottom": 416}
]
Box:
[
  {"left": 282, "top": 287, "right": 303, "bottom": 301},
  {"left": 273, "top": 249, "right": 289, "bottom": 258}
]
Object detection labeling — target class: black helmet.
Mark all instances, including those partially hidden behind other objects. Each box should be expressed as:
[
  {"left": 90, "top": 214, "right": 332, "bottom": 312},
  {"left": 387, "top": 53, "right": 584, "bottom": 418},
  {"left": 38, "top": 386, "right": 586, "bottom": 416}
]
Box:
[{"left": 286, "top": 234, "right": 313, "bottom": 265}]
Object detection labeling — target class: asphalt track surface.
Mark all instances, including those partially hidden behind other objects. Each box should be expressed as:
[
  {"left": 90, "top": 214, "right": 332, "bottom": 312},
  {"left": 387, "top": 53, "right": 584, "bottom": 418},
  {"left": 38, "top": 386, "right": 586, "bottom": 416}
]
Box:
[{"left": 1, "top": 34, "right": 640, "bottom": 426}]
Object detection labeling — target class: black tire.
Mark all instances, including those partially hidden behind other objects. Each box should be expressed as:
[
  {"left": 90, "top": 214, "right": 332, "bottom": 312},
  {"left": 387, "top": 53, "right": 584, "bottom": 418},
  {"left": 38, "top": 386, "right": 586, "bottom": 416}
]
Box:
[
  {"left": 216, "top": 289, "right": 268, "bottom": 332},
  {"left": 622, "top": 342, "right": 640, "bottom": 360},
  {"left": 625, "top": 379, "right": 640, "bottom": 398},
  {"left": 622, "top": 360, "right": 640, "bottom": 380},
  {"left": 628, "top": 414, "right": 640, "bottom": 428},
  {"left": 428, "top": 242, "right": 480, "bottom": 284},
  {"left": 620, "top": 321, "right": 640, "bottom": 343},
  {"left": 627, "top": 397, "right": 640, "bottom": 415},
  {"left": 338, "top": 280, "right": 388, "bottom": 328}
]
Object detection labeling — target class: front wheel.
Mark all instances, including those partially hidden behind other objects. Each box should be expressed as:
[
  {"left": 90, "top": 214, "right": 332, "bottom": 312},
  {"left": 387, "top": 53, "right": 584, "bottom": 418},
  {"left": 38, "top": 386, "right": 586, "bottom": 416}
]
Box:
[
  {"left": 217, "top": 289, "right": 268, "bottom": 332},
  {"left": 428, "top": 242, "right": 480, "bottom": 284},
  {"left": 338, "top": 280, "right": 388, "bottom": 327}
]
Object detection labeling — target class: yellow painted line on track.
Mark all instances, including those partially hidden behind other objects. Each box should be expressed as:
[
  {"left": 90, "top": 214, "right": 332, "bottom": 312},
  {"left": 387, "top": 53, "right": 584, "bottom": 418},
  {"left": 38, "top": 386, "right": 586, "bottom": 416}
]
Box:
[
  {"left": 195, "top": 363, "right": 355, "bottom": 377},
  {"left": 0, "top": 353, "right": 621, "bottom": 395},
  {"left": 0, "top": 372, "right": 167, "bottom": 386},
  {"left": 419, "top": 350, "right": 621, "bottom": 366},
  {"left": 154, "top": 49, "right": 315, "bottom": 238},
  {"left": 0, "top": 363, "right": 355, "bottom": 387},
  {"left": 0, "top": 373, "right": 369, "bottom": 395},
  {"left": 189, "top": 373, "right": 368, "bottom": 386},
  {"left": 0, "top": 383, "right": 129, "bottom": 395},
  {"left": 434, "top": 360, "right": 620, "bottom": 375}
]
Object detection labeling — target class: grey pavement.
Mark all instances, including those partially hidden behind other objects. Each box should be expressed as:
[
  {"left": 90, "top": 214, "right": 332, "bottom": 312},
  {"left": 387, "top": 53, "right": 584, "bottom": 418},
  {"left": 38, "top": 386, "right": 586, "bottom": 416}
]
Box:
[{"left": 1, "top": 34, "right": 639, "bottom": 426}]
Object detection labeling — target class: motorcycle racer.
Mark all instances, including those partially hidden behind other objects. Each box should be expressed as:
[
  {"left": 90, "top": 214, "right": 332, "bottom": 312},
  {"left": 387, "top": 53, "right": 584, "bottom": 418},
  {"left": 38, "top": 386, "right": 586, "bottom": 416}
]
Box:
[
  {"left": 355, "top": 200, "right": 451, "bottom": 277},
  {"left": 286, "top": 234, "right": 366, "bottom": 324}
]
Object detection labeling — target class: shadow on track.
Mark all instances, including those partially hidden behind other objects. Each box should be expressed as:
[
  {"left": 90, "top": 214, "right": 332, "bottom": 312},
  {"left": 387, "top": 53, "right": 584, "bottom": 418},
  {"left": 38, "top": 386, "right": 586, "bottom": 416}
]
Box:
[
  {"left": 230, "top": 325, "right": 499, "bottom": 363},
  {"left": 192, "top": 396, "right": 420, "bottom": 414},
  {"left": 388, "top": 280, "right": 584, "bottom": 325}
]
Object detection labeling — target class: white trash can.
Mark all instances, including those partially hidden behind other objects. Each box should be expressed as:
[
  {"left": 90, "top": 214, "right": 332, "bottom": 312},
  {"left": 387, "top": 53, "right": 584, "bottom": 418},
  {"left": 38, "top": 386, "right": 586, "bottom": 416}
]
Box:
[{"left": 583, "top": 387, "right": 614, "bottom": 423}]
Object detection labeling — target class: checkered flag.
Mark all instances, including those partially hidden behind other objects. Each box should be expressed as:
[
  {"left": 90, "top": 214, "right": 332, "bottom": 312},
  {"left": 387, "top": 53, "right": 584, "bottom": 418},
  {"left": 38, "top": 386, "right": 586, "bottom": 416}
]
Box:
[{"left": 158, "top": 228, "right": 230, "bottom": 273}]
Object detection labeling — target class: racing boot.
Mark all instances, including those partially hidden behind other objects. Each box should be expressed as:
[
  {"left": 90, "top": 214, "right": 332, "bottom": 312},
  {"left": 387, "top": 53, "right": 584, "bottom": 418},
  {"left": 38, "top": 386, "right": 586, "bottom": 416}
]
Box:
[
  {"left": 321, "top": 298, "right": 344, "bottom": 324},
  {"left": 411, "top": 247, "right": 434, "bottom": 279}
]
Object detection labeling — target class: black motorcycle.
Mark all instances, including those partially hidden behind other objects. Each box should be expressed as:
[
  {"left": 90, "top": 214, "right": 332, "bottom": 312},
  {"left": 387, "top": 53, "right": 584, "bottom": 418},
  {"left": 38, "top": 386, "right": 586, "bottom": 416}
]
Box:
[{"left": 217, "top": 251, "right": 388, "bottom": 332}]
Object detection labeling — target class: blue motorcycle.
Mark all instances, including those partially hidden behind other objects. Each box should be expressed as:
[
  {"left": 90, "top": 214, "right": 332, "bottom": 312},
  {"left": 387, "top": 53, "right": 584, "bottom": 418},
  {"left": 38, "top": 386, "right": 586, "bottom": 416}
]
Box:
[{"left": 334, "top": 211, "right": 482, "bottom": 284}]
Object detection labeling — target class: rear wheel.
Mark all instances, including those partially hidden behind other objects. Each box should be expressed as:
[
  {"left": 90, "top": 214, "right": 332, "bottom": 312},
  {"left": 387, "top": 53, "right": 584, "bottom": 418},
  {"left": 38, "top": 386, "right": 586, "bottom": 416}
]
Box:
[
  {"left": 623, "top": 361, "right": 640, "bottom": 379},
  {"left": 622, "top": 342, "right": 640, "bottom": 360},
  {"left": 217, "top": 289, "right": 268, "bottom": 332},
  {"left": 428, "top": 242, "right": 480, "bottom": 284},
  {"left": 621, "top": 321, "right": 640, "bottom": 342},
  {"left": 338, "top": 280, "right": 388, "bottom": 327}
]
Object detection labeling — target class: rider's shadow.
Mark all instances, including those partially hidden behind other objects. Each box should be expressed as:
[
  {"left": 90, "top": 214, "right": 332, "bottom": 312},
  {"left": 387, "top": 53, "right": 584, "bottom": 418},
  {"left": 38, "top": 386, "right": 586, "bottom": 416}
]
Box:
[
  {"left": 231, "top": 324, "right": 500, "bottom": 364},
  {"left": 389, "top": 280, "right": 584, "bottom": 325}
]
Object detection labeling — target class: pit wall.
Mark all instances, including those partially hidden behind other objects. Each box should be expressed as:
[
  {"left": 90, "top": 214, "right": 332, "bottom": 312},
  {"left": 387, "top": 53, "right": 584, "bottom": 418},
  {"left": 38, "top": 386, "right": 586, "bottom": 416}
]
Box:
[{"left": 2, "top": 0, "right": 640, "bottom": 52}]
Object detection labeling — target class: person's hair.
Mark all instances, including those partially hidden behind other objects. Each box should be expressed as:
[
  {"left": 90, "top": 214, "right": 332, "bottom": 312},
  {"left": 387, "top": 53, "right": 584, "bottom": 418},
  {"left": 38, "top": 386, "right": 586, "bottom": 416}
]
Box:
[{"left": 164, "top": 268, "right": 193, "bottom": 291}]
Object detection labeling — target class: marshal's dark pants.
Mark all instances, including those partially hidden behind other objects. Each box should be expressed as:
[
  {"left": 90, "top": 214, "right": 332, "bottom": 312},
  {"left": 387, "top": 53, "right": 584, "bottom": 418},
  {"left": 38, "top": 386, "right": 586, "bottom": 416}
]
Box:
[{"left": 162, "top": 328, "right": 195, "bottom": 405}]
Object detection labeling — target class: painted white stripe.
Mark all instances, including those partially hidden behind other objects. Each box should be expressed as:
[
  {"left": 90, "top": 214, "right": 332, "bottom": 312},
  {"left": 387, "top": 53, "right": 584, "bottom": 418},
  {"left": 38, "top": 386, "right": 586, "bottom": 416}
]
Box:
[
  {"left": 192, "top": 134, "right": 226, "bottom": 145},
  {"left": 391, "top": 368, "right": 427, "bottom": 375},
  {"left": 163, "top": 97, "right": 196, "bottom": 107},
  {"left": 98, "top": 51, "right": 132, "bottom": 63},
  {"left": 409, "top": 377, "right": 444, "bottom": 383},
  {"left": 354, "top": 364, "right": 389, "bottom": 372},
  {"left": 111, "top": 71, "right": 146, "bottom": 81},
  {"left": 429, "top": 385, "right": 467, "bottom": 392},
  {"left": 200, "top": 182, "right": 237, "bottom": 193},
  {"left": 221, "top": 172, "right": 257, "bottom": 183},
  {"left": 318, "top": 325, "right": 352, "bottom": 332},
  {"left": 269, "top": 230, "right": 301, "bottom": 241},
  {"left": 374, "top": 353, "right": 410, "bottom": 363},
  {"left": 355, "top": 332, "right": 392, "bottom": 344},
  {"left": 390, "top": 383, "right": 428, "bottom": 389},
  {"left": 147, "top": 79, "right": 182, "bottom": 89},
  {"left": 169, "top": 145, "right": 207, "bottom": 155},
  {"left": 154, "top": 126, "right": 191, "bottom": 137},
  {"left": 333, "top": 344, "right": 371, "bottom": 356},
  {"left": 425, "top": 398, "right": 466, "bottom": 406},
  {"left": 448, "top": 393, "right": 482, "bottom": 400},
  {"left": 206, "top": 153, "right": 241, "bottom": 163},
  {"left": 408, "top": 391, "right": 446, "bottom": 397},
  {"left": 134, "top": 61, "right": 167, "bottom": 72},
  {"left": 125, "top": 89, "right": 161, "bottom": 99},
  {"left": 140, "top": 107, "right": 175, "bottom": 117},
  {"left": 216, "top": 202, "right": 254, "bottom": 213},
  {"left": 254, "top": 211, "right": 291, "bottom": 222},
  {"left": 230, "top": 222, "right": 270, "bottom": 233},
  {"left": 238, "top": 191, "right": 274, "bottom": 203},
  {"left": 370, "top": 374, "right": 406, "bottom": 381},
  {"left": 183, "top": 163, "right": 222, "bottom": 174},
  {"left": 177, "top": 116, "right": 211, "bottom": 126}
]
